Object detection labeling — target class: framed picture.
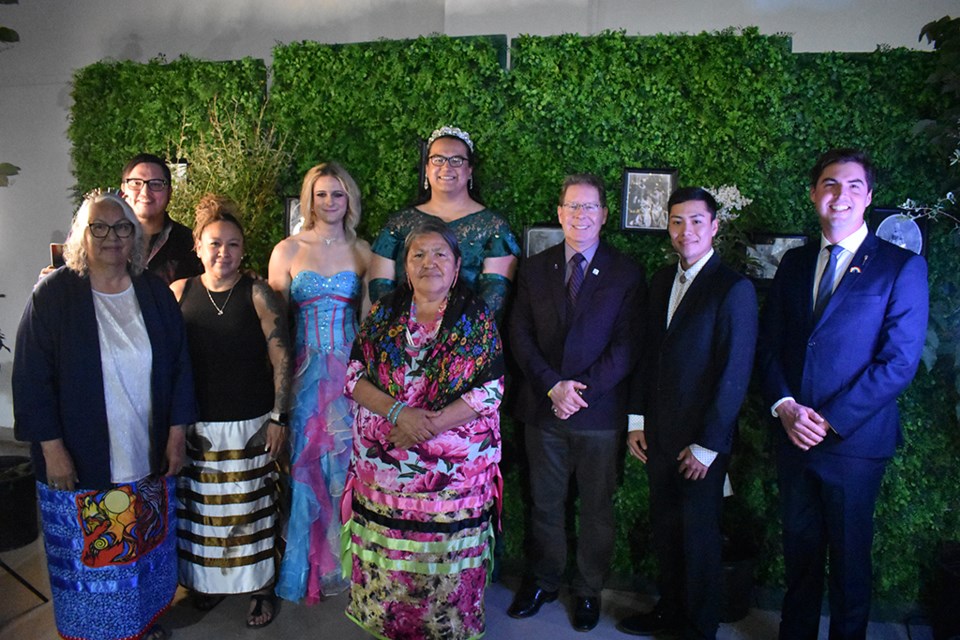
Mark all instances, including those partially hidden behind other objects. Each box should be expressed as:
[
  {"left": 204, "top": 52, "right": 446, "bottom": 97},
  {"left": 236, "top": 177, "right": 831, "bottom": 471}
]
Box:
[
  {"left": 620, "top": 168, "right": 677, "bottom": 232},
  {"left": 870, "top": 207, "right": 927, "bottom": 256},
  {"left": 284, "top": 196, "right": 303, "bottom": 237},
  {"left": 523, "top": 223, "right": 565, "bottom": 259},
  {"left": 745, "top": 233, "right": 809, "bottom": 282}
]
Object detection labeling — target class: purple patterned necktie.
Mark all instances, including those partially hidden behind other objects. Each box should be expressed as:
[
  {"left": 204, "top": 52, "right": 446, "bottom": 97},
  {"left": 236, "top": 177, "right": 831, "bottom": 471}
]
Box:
[{"left": 567, "top": 253, "right": 586, "bottom": 307}]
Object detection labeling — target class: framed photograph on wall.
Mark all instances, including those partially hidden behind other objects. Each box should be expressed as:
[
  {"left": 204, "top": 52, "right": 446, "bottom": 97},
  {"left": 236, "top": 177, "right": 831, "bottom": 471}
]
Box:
[
  {"left": 870, "top": 207, "right": 927, "bottom": 256},
  {"left": 620, "top": 168, "right": 677, "bottom": 232},
  {"left": 523, "top": 223, "right": 565, "bottom": 259},
  {"left": 285, "top": 196, "right": 303, "bottom": 237},
  {"left": 745, "top": 233, "right": 809, "bottom": 282}
]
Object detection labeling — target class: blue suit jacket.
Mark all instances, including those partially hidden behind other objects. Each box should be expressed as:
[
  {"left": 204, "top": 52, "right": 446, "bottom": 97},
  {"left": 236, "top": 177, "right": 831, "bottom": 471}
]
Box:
[
  {"left": 758, "top": 231, "right": 928, "bottom": 459},
  {"left": 510, "top": 240, "right": 645, "bottom": 431},
  {"left": 634, "top": 253, "right": 758, "bottom": 457}
]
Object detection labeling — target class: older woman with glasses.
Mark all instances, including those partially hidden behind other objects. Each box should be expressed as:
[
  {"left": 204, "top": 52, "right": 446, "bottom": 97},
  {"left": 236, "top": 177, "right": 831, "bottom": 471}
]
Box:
[
  {"left": 367, "top": 125, "right": 519, "bottom": 323},
  {"left": 13, "top": 191, "right": 195, "bottom": 640}
]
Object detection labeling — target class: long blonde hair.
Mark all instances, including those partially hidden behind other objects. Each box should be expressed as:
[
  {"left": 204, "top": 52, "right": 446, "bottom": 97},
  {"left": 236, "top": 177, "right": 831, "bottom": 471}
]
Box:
[{"left": 298, "top": 162, "right": 361, "bottom": 240}]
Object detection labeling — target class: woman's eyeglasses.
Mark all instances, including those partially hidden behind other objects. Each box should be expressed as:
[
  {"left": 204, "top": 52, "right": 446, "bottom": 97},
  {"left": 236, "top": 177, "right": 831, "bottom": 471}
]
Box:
[
  {"left": 88, "top": 221, "right": 136, "bottom": 239},
  {"left": 428, "top": 155, "right": 468, "bottom": 168}
]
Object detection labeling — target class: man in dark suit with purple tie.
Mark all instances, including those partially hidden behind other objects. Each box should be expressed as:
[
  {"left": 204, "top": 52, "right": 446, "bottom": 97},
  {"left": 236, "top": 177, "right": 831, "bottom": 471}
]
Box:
[
  {"left": 758, "top": 149, "right": 929, "bottom": 639},
  {"left": 617, "top": 187, "right": 758, "bottom": 639},
  {"left": 508, "top": 173, "right": 645, "bottom": 631}
]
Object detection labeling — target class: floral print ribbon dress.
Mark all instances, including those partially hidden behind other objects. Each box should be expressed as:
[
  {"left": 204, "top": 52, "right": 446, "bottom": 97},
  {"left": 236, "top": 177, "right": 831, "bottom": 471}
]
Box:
[{"left": 342, "top": 289, "right": 503, "bottom": 640}]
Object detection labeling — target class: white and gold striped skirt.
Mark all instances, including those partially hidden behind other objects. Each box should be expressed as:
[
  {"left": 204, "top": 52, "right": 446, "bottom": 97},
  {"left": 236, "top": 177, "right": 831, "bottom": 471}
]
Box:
[{"left": 176, "top": 414, "right": 279, "bottom": 595}]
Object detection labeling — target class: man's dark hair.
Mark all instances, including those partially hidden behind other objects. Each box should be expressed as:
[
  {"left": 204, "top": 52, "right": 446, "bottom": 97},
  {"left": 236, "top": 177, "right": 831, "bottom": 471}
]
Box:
[
  {"left": 809, "top": 148, "right": 875, "bottom": 191},
  {"left": 559, "top": 173, "right": 606, "bottom": 207},
  {"left": 667, "top": 186, "right": 718, "bottom": 220},
  {"left": 121, "top": 153, "right": 172, "bottom": 183}
]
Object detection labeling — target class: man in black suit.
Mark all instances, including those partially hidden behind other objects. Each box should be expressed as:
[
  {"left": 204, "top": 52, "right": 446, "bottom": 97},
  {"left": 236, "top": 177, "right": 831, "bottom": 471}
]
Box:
[
  {"left": 618, "top": 187, "right": 758, "bottom": 639},
  {"left": 509, "top": 173, "right": 645, "bottom": 631},
  {"left": 759, "top": 149, "right": 928, "bottom": 639}
]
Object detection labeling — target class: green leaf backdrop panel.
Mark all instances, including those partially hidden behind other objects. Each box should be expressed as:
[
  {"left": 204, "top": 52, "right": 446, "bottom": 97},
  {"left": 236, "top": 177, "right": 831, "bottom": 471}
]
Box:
[{"left": 69, "top": 56, "right": 267, "bottom": 199}]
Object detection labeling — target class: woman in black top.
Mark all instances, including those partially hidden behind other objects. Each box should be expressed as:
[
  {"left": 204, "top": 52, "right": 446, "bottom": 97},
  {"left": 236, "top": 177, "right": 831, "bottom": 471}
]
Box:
[{"left": 170, "top": 194, "right": 291, "bottom": 629}]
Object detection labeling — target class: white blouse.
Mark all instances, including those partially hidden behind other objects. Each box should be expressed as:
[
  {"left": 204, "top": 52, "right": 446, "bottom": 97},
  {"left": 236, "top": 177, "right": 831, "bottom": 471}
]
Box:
[{"left": 92, "top": 285, "right": 153, "bottom": 483}]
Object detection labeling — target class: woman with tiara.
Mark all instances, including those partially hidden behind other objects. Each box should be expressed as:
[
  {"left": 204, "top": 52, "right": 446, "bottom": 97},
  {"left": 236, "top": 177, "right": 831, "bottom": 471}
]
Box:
[{"left": 367, "top": 125, "right": 519, "bottom": 323}]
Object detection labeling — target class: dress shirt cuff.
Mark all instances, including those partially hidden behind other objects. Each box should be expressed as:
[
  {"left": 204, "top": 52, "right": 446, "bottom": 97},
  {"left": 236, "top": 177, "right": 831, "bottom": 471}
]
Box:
[
  {"left": 627, "top": 414, "right": 644, "bottom": 432},
  {"left": 690, "top": 444, "right": 718, "bottom": 468},
  {"left": 771, "top": 396, "right": 795, "bottom": 418}
]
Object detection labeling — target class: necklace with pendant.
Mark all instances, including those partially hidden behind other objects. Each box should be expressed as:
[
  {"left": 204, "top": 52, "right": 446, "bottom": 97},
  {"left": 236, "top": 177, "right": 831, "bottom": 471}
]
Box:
[{"left": 205, "top": 279, "right": 239, "bottom": 316}]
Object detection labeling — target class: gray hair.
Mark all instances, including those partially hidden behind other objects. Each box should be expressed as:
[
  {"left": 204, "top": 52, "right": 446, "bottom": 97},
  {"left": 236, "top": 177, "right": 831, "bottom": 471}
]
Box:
[{"left": 64, "top": 192, "right": 145, "bottom": 276}]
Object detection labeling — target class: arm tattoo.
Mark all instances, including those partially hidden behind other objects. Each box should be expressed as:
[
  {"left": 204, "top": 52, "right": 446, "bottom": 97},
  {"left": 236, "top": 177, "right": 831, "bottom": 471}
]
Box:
[{"left": 254, "top": 281, "right": 293, "bottom": 413}]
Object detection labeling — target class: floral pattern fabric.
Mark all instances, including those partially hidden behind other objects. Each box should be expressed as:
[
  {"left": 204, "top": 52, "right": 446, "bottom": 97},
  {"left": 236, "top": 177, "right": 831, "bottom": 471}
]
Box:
[{"left": 343, "top": 285, "right": 503, "bottom": 640}]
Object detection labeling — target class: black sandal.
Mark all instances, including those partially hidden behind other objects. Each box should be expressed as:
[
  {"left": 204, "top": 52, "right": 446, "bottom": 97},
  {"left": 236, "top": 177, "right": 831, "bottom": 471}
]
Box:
[{"left": 246, "top": 593, "right": 278, "bottom": 629}]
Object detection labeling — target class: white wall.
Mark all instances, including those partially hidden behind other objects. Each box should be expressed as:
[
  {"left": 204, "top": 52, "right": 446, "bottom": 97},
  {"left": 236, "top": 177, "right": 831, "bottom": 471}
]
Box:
[{"left": 0, "top": 0, "right": 956, "bottom": 430}]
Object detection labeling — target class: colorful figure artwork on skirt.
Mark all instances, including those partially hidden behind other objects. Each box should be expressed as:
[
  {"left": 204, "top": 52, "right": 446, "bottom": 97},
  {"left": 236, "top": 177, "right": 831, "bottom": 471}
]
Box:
[{"left": 78, "top": 481, "right": 166, "bottom": 567}]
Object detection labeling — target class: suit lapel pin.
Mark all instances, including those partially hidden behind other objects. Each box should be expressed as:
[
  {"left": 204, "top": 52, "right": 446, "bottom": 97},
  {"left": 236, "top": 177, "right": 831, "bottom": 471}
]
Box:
[
  {"left": 850, "top": 266, "right": 861, "bottom": 274},
  {"left": 592, "top": 268, "right": 600, "bottom": 275}
]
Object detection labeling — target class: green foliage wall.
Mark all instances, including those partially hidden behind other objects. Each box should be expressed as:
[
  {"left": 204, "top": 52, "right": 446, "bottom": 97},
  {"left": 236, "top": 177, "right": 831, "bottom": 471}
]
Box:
[
  {"left": 67, "top": 31, "right": 956, "bottom": 608},
  {"left": 69, "top": 55, "right": 268, "bottom": 198}
]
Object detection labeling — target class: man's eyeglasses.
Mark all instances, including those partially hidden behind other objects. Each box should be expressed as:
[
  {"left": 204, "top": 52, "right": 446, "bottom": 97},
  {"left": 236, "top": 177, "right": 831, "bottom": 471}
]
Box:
[
  {"left": 122, "top": 178, "right": 169, "bottom": 192},
  {"left": 89, "top": 221, "right": 136, "bottom": 239},
  {"left": 561, "top": 202, "right": 602, "bottom": 213},
  {"left": 428, "top": 155, "right": 468, "bottom": 168}
]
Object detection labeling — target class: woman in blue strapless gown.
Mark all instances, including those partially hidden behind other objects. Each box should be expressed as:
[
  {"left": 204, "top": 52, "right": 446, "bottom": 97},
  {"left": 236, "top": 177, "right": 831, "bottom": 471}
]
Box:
[{"left": 268, "top": 162, "right": 371, "bottom": 604}]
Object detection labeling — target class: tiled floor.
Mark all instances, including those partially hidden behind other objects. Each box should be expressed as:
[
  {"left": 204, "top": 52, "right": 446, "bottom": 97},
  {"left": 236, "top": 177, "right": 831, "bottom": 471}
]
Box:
[{"left": 0, "top": 434, "right": 935, "bottom": 640}]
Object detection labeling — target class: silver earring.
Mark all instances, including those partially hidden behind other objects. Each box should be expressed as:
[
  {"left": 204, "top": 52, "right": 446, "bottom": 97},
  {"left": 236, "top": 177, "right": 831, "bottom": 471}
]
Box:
[
  {"left": 468, "top": 177, "right": 474, "bottom": 190},
  {"left": 423, "top": 176, "right": 429, "bottom": 190}
]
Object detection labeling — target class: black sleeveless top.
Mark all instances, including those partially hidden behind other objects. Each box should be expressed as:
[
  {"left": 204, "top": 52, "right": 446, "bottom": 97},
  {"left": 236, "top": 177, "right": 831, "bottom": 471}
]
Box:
[{"left": 179, "top": 274, "right": 274, "bottom": 421}]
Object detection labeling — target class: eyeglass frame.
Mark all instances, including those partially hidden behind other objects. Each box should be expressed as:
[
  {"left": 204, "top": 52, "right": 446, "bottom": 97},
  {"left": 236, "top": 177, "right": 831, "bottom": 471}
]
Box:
[
  {"left": 560, "top": 202, "right": 603, "bottom": 213},
  {"left": 88, "top": 220, "right": 136, "bottom": 239},
  {"left": 122, "top": 177, "right": 170, "bottom": 192},
  {"left": 427, "top": 154, "right": 469, "bottom": 168}
]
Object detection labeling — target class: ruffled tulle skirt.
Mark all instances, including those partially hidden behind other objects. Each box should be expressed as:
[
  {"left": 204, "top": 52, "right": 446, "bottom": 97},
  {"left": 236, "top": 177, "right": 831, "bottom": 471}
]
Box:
[{"left": 275, "top": 347, "right": 353, "bottom": 604}]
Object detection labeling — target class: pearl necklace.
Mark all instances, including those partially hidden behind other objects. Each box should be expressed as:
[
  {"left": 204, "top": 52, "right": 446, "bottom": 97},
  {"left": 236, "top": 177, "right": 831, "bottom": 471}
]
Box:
[{"left": 205, "top": 279, "right": 239, "bottom": 316}]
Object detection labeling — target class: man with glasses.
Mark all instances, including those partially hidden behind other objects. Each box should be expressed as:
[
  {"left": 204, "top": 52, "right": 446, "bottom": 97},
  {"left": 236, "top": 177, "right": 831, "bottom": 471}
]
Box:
[
  {"left": 119, "top": 153, "right": 202, "bottom": 284},
  {"left": 509, "top": 173, "right": 645, "bottom": 631}
]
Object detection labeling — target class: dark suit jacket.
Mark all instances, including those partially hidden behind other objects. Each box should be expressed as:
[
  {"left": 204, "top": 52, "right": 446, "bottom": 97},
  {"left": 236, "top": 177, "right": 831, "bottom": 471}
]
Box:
[
  {"left": 634, "top": 253, "right": 758, "bottom": 457},
  {"left": 510, "top": 240, "right": 645, "bottom": 431},
  {"left": 758, "top": 231, "right": 929, "bottom": 459}
]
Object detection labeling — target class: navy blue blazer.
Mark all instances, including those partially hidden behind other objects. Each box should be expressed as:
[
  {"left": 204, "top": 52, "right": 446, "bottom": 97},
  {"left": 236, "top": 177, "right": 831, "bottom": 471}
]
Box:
[
  {"left": 634, "top": 253, "right": 758, "bottom": 457},
  {"left": 510, "top": 240, "right": 645, "bottom": 431},
  {"left": 758, "top": 231, "right": 928, "bottom": 459},
  {"left": 13, "top": 267, "right": 197, "bottom": 488}
]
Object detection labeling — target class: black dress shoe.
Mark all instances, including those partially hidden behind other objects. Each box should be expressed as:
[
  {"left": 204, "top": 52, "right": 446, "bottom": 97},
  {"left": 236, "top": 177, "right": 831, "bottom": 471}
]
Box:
[
  {"left": 616, "top": 607, "right": 680, "bottom": 636},
  {"left": 572, "top": 596, "right": 600, "bottom": 631},
  {"left": 507, "top": 585, "right": 559, "bottom": 618}
]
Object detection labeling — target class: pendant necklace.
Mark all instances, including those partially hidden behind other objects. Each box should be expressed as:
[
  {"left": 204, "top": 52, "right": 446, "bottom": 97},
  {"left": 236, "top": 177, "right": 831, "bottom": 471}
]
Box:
[{"left": 205, "top": 279, "right": 239, "bottom": 316}]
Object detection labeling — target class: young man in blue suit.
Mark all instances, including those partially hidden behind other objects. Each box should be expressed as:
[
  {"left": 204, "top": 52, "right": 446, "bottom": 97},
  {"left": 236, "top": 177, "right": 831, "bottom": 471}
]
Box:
[
  {"left": 758, "top": 149, "right": 928, "bottom": 639},
  {"left": 509, "top": 173, "right": 645, "bottom": 631},
  {"left": 617, "top": 187, "right": 758, "bottom": 639}
]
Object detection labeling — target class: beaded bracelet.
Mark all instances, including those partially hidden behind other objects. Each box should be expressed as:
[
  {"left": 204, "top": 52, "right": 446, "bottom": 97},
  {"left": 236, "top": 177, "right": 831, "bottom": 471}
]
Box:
[{"left": 387, "top": 400, "right": 405, "bottom": 425}]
